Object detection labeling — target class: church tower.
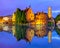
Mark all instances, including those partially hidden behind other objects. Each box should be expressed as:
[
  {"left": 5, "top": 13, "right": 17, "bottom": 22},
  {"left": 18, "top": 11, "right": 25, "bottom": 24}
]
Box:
[
  {"left": 48, "top": 7, "right": 52, "bottom": 18},
  {"left": 25, "top": 6, "right": 34, "bottom": 22}
]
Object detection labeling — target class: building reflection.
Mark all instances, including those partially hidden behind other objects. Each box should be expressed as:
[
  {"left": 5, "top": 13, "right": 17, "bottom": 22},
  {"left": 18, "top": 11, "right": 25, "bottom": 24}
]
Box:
[
  {"left": 0, "top": 26, "right": 3, "bottom": 31},
  {"left": 11, "top": 25, "right": 53, "bottom": 43},
  {"left": 0, "top": 25, "right": 12, "bottom": 32},
  {"left": 12, "top": 25, "right": 28, "bottom": 41},
  {"left": 12, "top": 25, "right": 34, "bottom": 42},
  {"left": 55, "top": 22, "right": 60, "bottom": 36},
  {"left": 0, "top": 24, "right": 54, "bottom": 43},
  {"left": 0, "top": 25, "right": 53, "bottom": 43},
  {"left": 35, "top": 29, "right": 47, "bottom": 37},
  {"left": 25, "top": 28, "right": 34, "bottom": 42},
  {"left": 12, "top": 26, "right": 16, "bottom": 36},
  {"left": 3, "top": 26, "right": 9, "bottom": 31}
]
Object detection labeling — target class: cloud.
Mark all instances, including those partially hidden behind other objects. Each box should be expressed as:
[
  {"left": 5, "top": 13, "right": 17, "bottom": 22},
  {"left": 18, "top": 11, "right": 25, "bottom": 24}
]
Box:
[{"left": 52, "top": 10, "right": 60, "bottom": 13}]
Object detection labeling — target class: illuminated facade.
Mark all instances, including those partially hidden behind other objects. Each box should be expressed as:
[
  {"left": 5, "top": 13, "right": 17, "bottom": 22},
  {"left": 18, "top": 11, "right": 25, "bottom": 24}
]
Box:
[
  {"left": 35, "top": 12, "right": 48, "bottom": 25},
  {"left": 0, "top": 16, "right": 12, "bottom": 25},
  {"left": 0, "top": 17, "right": 3, "bottom": 24},
  {"left": 25, "top": 7, "right": 34, "bottom": 22},
  {"left": 12, "top": 12, "right": 16, "bottom": 24},
  {"left": 26, "top": 28, "right": 34, "bottom": 41}
]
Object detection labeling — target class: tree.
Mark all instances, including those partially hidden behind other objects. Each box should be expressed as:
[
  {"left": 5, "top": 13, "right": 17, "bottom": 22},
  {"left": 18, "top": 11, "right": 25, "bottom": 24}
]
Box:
[
  {"left": 21, "top": 11, "right": 27, "bottom": 23},
  {"left": 55, "top": 14, "right": 60, "bottom": 23},
  {"left": 55, "top": 27, "right": 60, "bottom": 35},
  {"left": 55, "top": 14, "right": 60, "bottom": 35},
  {"left": 14, "top": 25, "right": 28, "bottom": 41},
  {"left": 15, "top": 8, "right": 22, "bottom": 25},
  {"left": 15, "top": 8, "right": 27, "bottom": 25}
]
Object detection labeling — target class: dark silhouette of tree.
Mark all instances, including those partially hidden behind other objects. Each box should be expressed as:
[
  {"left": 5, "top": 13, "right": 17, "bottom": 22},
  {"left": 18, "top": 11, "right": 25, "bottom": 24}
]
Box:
[
  {"left": 15, "top": 8, "right": 22, "bottom": 24},
  {"left": 15, "top": 8, "right": 27, "bottom": 25},
  {"left": 15, "top": 25, "right": 28, "bottom": 41}
]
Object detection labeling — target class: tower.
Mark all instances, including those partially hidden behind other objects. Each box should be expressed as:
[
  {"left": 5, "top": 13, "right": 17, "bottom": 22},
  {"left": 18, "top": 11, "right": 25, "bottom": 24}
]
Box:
[
  {"left": 48, "top": 7, "right": 52, "bottom": 18},
  {"left": 25, "top": 7, "right": 34, "bottom": 22}
]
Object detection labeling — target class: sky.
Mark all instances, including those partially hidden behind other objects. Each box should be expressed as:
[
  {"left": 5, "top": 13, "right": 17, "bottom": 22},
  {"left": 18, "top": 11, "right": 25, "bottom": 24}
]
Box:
[{"left": 0, "top": 0, "right": 60, "bottom": 18}]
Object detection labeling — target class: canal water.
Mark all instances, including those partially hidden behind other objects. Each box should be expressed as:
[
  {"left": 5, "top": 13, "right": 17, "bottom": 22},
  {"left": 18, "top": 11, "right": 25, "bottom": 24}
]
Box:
[{"left": 0, "top": 25, "right": 60, "bottom": 48}]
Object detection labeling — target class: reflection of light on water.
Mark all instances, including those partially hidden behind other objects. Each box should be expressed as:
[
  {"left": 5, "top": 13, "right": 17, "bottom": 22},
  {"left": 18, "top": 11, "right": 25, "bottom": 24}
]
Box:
[
  {"left": 57, "top": 21, "right": 60, "bottom": 29},
  {"left": 26, "top": 28, "right": 34, "bottom": 41},
  {"left": 35, "top": 24, "right": 46, "bottom": 29},
  {"left": 3, "top": 26, "right": 9, "bottom": 31},
  {"left": 35, "top": 24, "right": 41, "bottom": 30},
  {"left": 12, "top": 26, "right": 16, "bottom": 36},
  {"left": 48, "top": 31, "right": 52, "bottom": 43},
  {"left": 1, "top": 24, "right": 54, "bottom": 43}
]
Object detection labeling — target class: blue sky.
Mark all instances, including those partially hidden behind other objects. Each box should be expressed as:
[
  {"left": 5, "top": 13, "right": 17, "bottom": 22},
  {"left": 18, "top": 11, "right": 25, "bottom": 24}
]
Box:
[{"left": 0, "top": 0, "right": 60, "bottom": 18}]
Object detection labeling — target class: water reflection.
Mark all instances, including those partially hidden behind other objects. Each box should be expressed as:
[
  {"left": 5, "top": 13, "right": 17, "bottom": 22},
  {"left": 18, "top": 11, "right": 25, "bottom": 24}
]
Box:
[
  {"left": 12, "top": 25, "right": 49, "bottom": 42},
  {"left": 55, "top": 23, "right": 60, "bottom": 36},
  {"left": 35, "top": 24, "right": 48, "bottom": 37},
  {"left": 0, "top": 25, "right": 12, "bottom": 32},
  {"left": 0, "top": 24, "right": 55, "bottom": 43},
  {"left": 12, "top": 25, "right": 28, "bottom": 41},
  {"left": 26, "top": 28, "right": 34, "bottom": 42}
]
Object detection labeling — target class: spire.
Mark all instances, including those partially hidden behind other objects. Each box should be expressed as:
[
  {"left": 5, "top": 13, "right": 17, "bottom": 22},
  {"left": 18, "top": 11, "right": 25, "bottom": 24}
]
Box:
[{"left": 48, "top": 6, "right": 52, "bottom": 18}]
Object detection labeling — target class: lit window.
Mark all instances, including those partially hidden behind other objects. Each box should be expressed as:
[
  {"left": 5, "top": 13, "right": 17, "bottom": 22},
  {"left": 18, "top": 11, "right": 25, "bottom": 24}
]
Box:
[{"left": 3, "top": 17, "right": 9, "bottom": 21}]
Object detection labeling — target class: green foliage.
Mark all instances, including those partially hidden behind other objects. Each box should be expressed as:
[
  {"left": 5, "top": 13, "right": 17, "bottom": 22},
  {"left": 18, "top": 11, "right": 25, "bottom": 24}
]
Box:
[
  {"left": 15, "top": 8, "right": 27, "bottom": 25},
  {"left": 55, "top": 14, "right": 60, "bottom": 22},
  {"left": 15, "top": 25, "right": 28, "bottom": 41},
  {"left": 55, "top": 27, "right": 60, "bottom": 35},
  {"left": 55, "top": 14, "right": 60, "bottom": 35},
  {"left": 48, "top": 22, "right": 53, "bottom": 26},
  {"left": 15, "top": 8, "right": 21, "bottom": 24},
  {"left": 21, "top": 11, "right": 27, "bottom": 23}
]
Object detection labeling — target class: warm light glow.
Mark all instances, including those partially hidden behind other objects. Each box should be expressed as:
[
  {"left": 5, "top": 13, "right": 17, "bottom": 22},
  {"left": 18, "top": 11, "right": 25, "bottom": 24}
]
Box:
[
  {"left": 12, "top": 26, "right": 16, "bottom": 36},
  {"left": 3, "top": 26, "right": 9, "bottom": 31},
  {"left": 3, "top": 17, "right": 9, "bottom": 21},
  {"left": 26, "top": 8, "right": 34, "bottom": 22},
  {"left": 48, "top": 7, "right": 52, "bottom": 18},
  {"left": 35, "top": 20, "right": 44, "bottom": 24},
  {"left": 26, "top": 28, "right": 34, "bottom": 41},
  {"left": 0, "top": 18, "right": 3, "bottom": 24},
  {"left": 12, "top": 13, "right": 16, "bottom": 21}
]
